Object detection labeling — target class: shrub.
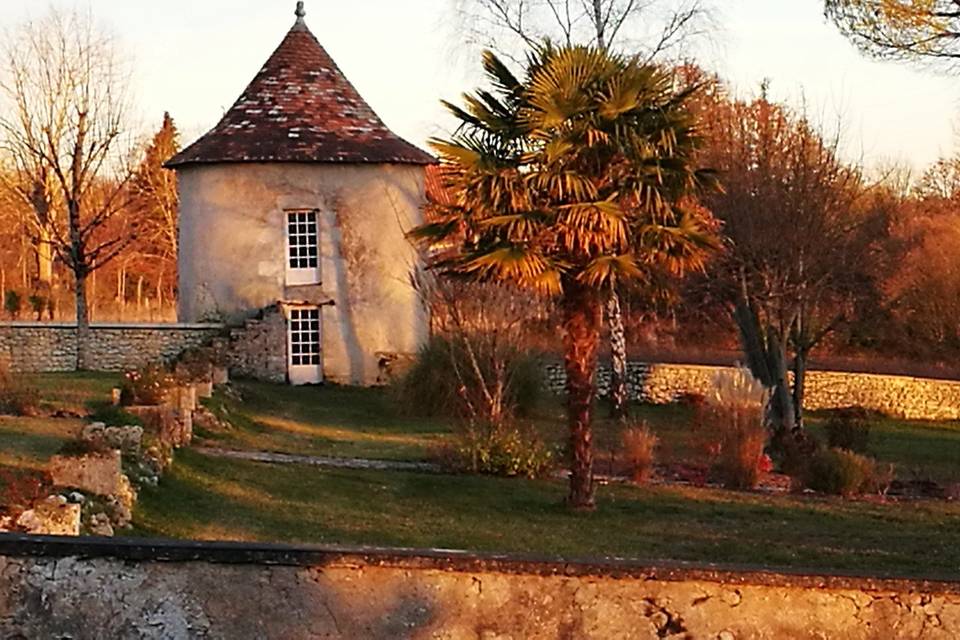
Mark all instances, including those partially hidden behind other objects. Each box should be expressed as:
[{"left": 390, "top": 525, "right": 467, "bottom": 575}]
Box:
[
  {"left": 87, "top": 401, "right": 143, "bottom": 427},
  {"left": 621, "top": 423, "right": 658, "bottom": 484},
  {"left": 802, "top": 447, "right": 893, "bottom": 496},
  {"left": 434, "top": 422, "right": 554, "bottom": 478},
  {"left": 120, "top": 364, "right": 177, "bottom": 406},
  {"left": 0, "top": 362, "right": 40, "bottom": 416},
  {"left": 3, "top": 290, "right": 21, "bottom": 319},
  {"left": 823, "top": 407, "right": 871, "bottom": 453},
  {"left": 394, "top": 335, "right": 543, "bottom": 421},
  {"left": 699, "top": 367, "right": 769, "bottom": 490},
  {"left": 27, "top": 295, "right": 46, "bottom": 321},
  {"left": 0, "top": 468, "right": 52, "bottom": 516}
]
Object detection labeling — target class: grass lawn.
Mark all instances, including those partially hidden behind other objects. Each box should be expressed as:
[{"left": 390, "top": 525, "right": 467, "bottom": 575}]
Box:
[
  {"left": 198, "top": 381, "right": 960, "bottom": 485},
  {"left": 133, "top": 448, "right": 960, "bottom": 580},
  {"left": 0, "top": 416, "right": 83, "bottom": 471},
  {"left": 197, "top": 382, "right": 454, "bottom": 460},
  {"left": 33, "top": 371, "right": 121, "bottom": 413},
  {"left": 808, "top": 416, "right": 960, "bottom": 485}
]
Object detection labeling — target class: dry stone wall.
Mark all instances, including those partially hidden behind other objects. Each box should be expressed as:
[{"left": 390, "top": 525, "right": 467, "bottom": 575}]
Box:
[
  {"left": 1, "top": 538, "right": 959, "bottom": 639},
  {"left": 544, "top": 361, "right": 960, "bottom": 421},
  {"left": 0, "top": 323, "right": 223, "bottom": 373}
]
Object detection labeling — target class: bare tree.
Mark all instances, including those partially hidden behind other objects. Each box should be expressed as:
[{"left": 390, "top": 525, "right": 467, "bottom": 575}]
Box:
[
  {"left": 456, "top": 0, "right": 712, "bottom": 61},
  {"left": 0, "top": 8, "right": 138, "bottom": 368}
]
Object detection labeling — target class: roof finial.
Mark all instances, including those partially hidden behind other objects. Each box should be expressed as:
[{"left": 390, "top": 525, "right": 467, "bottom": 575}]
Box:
[{"left": 295, "top": 1, "right": 306, "bottom": 21}]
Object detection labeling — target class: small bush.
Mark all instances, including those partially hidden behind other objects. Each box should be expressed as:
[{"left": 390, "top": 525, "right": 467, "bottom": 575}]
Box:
[
  {"left": 27, "top": 295, "right": 46, "bottom": 321},
  {"left": 621, "top": 423, "right": 658, "bottom": 484},
  {"left": 87, "top": 401, "right": 143, "bottom": 427},
  {"left": 824, "top": 407, "right": 871, "bottom": 453},
  {"left": 434, "top": 422, "right": 554, "bottom": 478},
  {"left": 802, "top": 447, "right": 893, "bottom": 496},
  {"left": 699, "top": 367, "right": 769, "bottom": 490},
  {"left": 56, "top": 438, "right": 111, "bottom": 458},
  {"left": 3, "top": 290, "right": 21, "bottom": 319},
  {"left": 394, "top": 335, "right": 543, "bottom": 421},
  {"left": 120, "top": 364, "right": 177, "bottom": 406},
  {"left": 0, "top": 468, "right": 53, "bottom": 516},
  {"left": 0, "top": 362, "right": 40, "bottom": 416}
]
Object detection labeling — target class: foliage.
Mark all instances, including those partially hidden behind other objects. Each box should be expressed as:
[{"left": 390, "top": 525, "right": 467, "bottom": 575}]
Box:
[
  {"left": 0, "top": 362, "right": 40, "bottom": 416},
  {"left": 0, "top": 468, "right": 52, "bottom": 516},
  {"left": 120, "top": 364, "right": 177, "bottom": 406},
  {"left": 174, "top": 346, "right": 220, "bottom": 383},
  {"left": 26, "top": 294, "right": 47, "bottom": 320},
  {"left": 621, "top": 422, "right": 659, "bottom": 484},
  {"left": 824, "top": 407, "right": 872, "bottom": 453},
  {"left": 802, "top": 447, "right": 893, "bottom": 497},
  {"left": 433, "top": 421, "right": 554, "bottom": 478},
  {"left": 56, "top": 437, "right": 111, "bottom": 458},
  {"left": 400, "top": 278, "right": 546, "bottom": 426},
  {"left": 412, "top": 44, "right": 717, "bottom": 508},
  {"left": 699, "top": 368, "right": 769, "bottom": 489},
  {"left": 87, "top": 400, "right": 143, "bottom": 427},
  {"left": 3, "top": 290, "right": 21, "bottom": 319},
  {"left": 826, "top": 0, "right": 960, "bottom": 66},
  {"left": 688, "top": 68, "right": 885, "bottom": 435}
]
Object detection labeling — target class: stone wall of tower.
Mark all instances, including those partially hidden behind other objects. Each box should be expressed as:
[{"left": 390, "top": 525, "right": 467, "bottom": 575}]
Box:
[{"left": 176, "top": 162, "right": 428, "bottom": 386}]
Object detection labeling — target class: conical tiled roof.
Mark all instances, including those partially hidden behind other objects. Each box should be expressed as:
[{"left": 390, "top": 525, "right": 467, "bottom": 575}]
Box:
[{"left": 168, "top": 10, "right": 433, "bottom": 167}]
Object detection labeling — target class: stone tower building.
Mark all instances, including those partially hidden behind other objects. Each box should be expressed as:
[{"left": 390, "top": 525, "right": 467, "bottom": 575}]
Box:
[{"left": 168, "top": 3, "right": 433, "bottom": 385}]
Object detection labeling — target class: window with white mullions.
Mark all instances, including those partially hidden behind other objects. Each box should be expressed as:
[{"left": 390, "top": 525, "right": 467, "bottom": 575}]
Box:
[
  {"left": 285, "top": 209, "right": 320, "bottom": 284},
  {"left": 288, "top": 308, "right": 321, "bottom": 367}
]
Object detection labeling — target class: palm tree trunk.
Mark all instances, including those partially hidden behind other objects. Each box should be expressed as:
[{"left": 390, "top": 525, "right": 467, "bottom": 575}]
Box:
[
  {"left": 562, "top": 280, "right": 603, "bottom": 510},
  {"left": 607, "top": 288, "right": 627, "bottom": 419}
]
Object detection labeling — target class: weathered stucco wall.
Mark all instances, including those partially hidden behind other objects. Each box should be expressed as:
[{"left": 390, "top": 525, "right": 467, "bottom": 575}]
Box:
[
  {"left": 1, "top": 537, "right": 959, "bottom": 639},
  {"left": 0, "top": 323, "right": 223, "bottom": 372},
  {"left": 177, "top": 162, "right": 429, "bottom": 385},
  {"left": 545, "top": 361, "right": 960, "bottom": 420}
]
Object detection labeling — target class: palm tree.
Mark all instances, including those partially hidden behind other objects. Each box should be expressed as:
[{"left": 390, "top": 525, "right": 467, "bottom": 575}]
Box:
[{"left": 413, "top": 45, "right": 718, "bottom": 509}]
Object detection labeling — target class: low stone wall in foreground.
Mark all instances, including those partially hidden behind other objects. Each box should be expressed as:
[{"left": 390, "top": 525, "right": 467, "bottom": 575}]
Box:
[
  {"left": 544, "top": 361, "right": 960, "bottom": 421},
  {"left": 0, "top": 322, "right": 223, "bottom": 372},
  {"left": 0, "top": 536, "right": 958, "bottom": 639}
]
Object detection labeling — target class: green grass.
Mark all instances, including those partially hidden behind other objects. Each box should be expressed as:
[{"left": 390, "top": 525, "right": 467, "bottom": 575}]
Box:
[
  {"left": 0, "top": 415, "right": 82, "bottom": 471},
  {"left": 197, "top": 382, "right": 453, "bottom": 460},
  {"left": 133, "top": 449, "right": 960, "bottom": 579},
  {"left": 807, "top": 415, "right": 960, "bottom": 485},
  {"left": 33, "top": 371, "right": 121, "bottom": 412}
]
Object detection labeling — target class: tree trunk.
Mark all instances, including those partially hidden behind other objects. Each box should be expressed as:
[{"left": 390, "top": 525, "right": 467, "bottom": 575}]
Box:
[
  {"left": 792, "top": 348, "right": 807, "bottom": 431},
  {"left": 607, "top": 289, "right": 628, "bottom": 419},
  {"left": 75, "top": 270, "right": 90, "bottom": 370},
  {"left": 562, "top": 280, "right": 603, "bottom": 510},
  {"left": 36, "top": 226, "right": 54, "bottom": 285}
]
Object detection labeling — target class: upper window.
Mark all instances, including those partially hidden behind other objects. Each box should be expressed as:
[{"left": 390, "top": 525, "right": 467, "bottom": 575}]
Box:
[{"left": 285, "top": 210, "right": 320, "bottom": 285}]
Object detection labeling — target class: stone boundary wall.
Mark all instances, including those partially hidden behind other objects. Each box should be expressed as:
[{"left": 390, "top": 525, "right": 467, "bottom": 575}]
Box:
[
  {"left": 544, "top": 361, "right": 960, "bottom": 421},
  {"left": 0, "top": 322, "right": 224, "bottom": 373},
  {"left": 0, "top": 536, "right": 958, "bottom": 638}
]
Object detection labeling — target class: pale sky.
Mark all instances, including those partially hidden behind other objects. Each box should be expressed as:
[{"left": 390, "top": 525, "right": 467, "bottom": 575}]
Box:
[{"left": 2, "top": 0, "right": 957, "bottom": 174}]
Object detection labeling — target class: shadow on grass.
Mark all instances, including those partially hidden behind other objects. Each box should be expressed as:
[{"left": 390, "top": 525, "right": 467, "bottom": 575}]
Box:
[{"left": 132, "top": 449, "right": 960, "bottom": 580}]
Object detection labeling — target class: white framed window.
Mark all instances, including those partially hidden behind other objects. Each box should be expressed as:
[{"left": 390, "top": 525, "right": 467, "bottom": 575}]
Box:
[
  {"left": 285, "top": 209, "right": 320, "bottom": 285},
  {"left": 288, "top": 306, "right": 322, "bottom": 384}
]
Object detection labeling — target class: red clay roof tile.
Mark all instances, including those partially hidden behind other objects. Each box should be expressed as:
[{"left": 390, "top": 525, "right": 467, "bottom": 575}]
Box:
[{"left": 168, "top": 17, "right": 434, "bottom": 167}]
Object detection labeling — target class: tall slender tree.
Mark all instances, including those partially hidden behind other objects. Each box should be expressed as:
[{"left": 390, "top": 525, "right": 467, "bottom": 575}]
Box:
[
  {"left": 129, "top": 112, "right": 180, "bottom": 306},
  {"left": 413, "top": 46, "right": 717, "bottom": 508}
]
